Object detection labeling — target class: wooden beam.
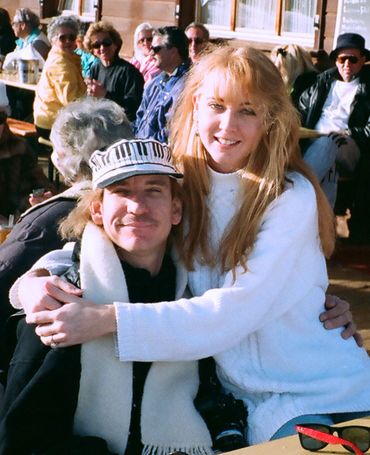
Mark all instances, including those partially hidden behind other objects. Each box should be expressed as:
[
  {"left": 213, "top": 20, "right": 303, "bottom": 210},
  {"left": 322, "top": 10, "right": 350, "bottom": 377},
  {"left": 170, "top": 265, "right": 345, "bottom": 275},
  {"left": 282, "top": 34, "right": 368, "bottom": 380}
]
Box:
[{"left": 275, "top": 0, "right": 283, "bottom": 35}]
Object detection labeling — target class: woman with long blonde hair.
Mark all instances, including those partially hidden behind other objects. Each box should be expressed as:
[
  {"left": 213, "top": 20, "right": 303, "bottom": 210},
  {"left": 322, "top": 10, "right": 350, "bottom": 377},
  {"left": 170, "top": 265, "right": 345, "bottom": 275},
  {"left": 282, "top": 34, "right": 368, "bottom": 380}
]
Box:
[{"left": 14, "top": 46, "right": 370, "bottom": 446}]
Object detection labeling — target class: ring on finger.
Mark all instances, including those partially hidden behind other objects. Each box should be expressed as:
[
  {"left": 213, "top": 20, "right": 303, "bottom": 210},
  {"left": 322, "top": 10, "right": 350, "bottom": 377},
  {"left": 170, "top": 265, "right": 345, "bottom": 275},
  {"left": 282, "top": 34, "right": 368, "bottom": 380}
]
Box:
[{"left": 50, "top": 334, "right": 58, "bottom": 349}]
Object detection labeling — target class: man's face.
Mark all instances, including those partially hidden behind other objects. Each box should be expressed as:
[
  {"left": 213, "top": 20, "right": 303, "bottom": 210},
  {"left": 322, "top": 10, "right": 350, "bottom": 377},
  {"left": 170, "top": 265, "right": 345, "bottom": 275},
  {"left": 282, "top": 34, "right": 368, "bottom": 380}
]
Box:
[
  {"left": 90, "top": 175, "right": 182, "bottom": 267},
  {"left": 186, "top": 27, "right": 208, "bottom": 62},
  {"left": 335, "top": 47, "right": 366, "bottom": 82},
  {"left": 12, "top": 19, "right": 25, "bottom": 38},
  {"left": 150, "top": 35, "right": 179, "bottom": 73}
]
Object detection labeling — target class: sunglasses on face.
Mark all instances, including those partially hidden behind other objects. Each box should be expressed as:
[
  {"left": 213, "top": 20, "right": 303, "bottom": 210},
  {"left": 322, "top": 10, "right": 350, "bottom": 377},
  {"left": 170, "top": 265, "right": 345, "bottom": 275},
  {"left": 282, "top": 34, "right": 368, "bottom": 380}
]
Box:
[
  {"left": 138, "top": 36, "right": 153, "bottom": 45},
  {"left": 91, "top": 38, "right": 113, "bottom": 49},
  {"left": 150, "top": 45, "right": 167, "bottom": 54},
  {"left": 337, "top": 55, "right": 360, "bottom": 64},
  {"left": 188, "top": 37, "right": 205, "bottom": 45},
  {"left": 58, "top": 33, "right": 77, "bottom": 43},
  {"left": 296, "top": 424, "right": 370, "bottom": 454}
]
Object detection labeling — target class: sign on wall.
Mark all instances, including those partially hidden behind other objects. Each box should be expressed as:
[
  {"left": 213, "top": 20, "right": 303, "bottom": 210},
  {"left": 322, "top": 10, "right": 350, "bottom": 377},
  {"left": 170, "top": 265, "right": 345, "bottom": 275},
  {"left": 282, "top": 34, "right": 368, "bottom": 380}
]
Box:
[{"left": 335, "top": 0, "right": 370, "bottom": 47}]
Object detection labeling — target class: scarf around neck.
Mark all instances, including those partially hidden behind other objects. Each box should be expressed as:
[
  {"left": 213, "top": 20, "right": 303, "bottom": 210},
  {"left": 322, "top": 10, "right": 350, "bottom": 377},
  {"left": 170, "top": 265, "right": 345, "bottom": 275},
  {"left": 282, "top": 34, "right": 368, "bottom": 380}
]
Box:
[{"left": 73, "top": 222, "right": 213, "bottom": 455}]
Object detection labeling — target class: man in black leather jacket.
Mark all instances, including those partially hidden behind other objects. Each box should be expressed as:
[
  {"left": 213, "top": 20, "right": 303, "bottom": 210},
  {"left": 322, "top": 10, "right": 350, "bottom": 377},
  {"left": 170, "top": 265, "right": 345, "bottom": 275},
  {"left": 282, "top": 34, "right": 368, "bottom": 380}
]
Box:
[{"left": 298, "top": 33, "right": 370, "bottom": 239}]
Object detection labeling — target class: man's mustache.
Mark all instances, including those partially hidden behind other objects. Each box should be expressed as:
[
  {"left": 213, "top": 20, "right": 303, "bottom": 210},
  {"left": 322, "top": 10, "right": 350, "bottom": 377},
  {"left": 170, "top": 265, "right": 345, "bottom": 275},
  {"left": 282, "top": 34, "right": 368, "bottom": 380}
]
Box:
[{"left": 121, "top": 215, "right": 156, "bottom": 225}]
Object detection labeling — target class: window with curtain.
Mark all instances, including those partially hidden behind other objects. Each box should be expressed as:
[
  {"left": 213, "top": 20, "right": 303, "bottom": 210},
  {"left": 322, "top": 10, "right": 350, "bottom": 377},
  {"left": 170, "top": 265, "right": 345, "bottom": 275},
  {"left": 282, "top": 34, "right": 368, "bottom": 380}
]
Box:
[
  {"left": 198, "top": 0, "right": 317, "bottom": 43},
  {"left": 200, "top": 0, "right": 231, "bottom": 27},
  {"left": 236, "top": 0, "right": 275, "bottom": 31},
  {"left": 282, "top": 0, "right": 316, "bottom": 34},
  {"left": 58, "top": 0, "right": 95, "bottom": 16}
]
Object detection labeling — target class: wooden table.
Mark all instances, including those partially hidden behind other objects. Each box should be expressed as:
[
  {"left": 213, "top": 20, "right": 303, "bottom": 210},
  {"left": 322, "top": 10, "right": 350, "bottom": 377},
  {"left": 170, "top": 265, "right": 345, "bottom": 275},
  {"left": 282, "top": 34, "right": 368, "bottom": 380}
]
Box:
[
  {"left": 0, "top": 72, "right": 37, "bottom": 91},
  {"left": 228, "top": 417, "right": 370, "bottom": 454}
]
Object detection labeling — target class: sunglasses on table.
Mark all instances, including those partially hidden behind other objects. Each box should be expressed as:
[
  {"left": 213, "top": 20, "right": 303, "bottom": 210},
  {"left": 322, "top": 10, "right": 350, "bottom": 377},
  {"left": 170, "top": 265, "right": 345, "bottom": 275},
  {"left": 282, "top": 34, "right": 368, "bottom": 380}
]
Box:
[
  {"left": 337, "top": 55, "right": 360, "bottom": 64},
  {"left": 91, "top": 38, "right": 113, "bottom": 49},
  {"left": 58, "top": 33, "right": 77, "bottom": 43},
  {"left": 296, "top": 424, "right": 370, "bottom": 455}
]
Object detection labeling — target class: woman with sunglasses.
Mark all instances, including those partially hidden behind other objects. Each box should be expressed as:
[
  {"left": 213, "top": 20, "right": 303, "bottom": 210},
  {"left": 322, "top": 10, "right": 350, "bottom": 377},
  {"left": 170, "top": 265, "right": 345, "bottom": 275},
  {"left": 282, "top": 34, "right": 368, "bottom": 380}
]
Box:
[
  {"left": 130, "top": 22, "right": 161, "bottom": 85},
  {"left": 84, "top": 21, "right": 144, "bottom": 122},
  {"left": 33, "top": 15, "right": 86, "bottom": 140}
]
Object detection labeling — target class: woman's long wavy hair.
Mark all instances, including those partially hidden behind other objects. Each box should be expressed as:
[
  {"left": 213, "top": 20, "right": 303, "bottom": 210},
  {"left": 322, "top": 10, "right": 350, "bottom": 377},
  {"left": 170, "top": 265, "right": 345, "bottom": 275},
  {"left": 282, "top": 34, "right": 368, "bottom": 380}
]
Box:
[{"left": 169, "top": 45, "right": 335, "bottom": 275}]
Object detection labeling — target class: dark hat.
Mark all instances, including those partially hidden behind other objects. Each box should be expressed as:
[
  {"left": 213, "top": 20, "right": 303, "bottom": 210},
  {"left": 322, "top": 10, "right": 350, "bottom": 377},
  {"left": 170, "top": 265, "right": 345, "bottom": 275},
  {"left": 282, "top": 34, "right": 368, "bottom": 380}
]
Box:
[
  {"left": 89, "top": 138, "right": 183, "bottom": 189},
  {"left": 330, "top": 33, "right": 370, "bottom": 61}
]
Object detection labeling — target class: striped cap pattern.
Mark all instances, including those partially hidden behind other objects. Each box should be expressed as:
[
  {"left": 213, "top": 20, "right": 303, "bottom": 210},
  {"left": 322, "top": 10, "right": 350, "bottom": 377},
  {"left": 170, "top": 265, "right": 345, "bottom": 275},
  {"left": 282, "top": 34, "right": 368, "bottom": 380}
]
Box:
[{"left": 89, "top": 138, "right": 183, "bottom": 189}]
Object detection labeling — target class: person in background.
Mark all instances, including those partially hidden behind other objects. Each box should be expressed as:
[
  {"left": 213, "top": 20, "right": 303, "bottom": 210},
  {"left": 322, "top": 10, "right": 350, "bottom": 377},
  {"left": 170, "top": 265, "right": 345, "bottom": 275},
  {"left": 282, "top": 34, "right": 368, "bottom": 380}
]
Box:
[
  {"left": 75, "top": 31, "right": 98, "bottom": 78},
  {"left": 270, "top": 44, "right": 318, "bottom": 106},
  {"left": 0, "top": 8, "right": 16, "bottom": 68},
  {"left": 185, "top": 22, "right": 210, "bottom": 63},
  {"left": 13, "top": 46, "right": 368, "bottom": 447},
  {"left": 11, "top": 8, "right": 50, "bottom": 61},
  {"left": 298, "top": 33, "right": 370, "bottom": 238},
  {"left": 0, "top": 97, "right": 133, "bottom": 349},
  {"left": 130, "top": 22, "right": 161, "bottom": 85},
  {"left": 134, "top": 26, "right": 190, "bottom": 142},
  {"left": 0, "top": 104, "right": 52, "bottom": 225},
  {"left": 84, "top": 21, "right": 144, "bottom": 122},
  {"left": 33, "top": 15, "right": 86, "bottom": 139},
  {"left": 5, "top": 8, "right": 50, "bottom": 121}
]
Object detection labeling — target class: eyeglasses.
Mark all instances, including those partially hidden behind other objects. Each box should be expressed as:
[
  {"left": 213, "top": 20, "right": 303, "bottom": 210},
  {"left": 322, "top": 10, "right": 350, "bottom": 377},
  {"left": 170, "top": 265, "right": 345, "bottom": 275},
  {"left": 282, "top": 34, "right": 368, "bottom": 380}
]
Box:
[
  {"left": 150, "top": 45, "right": 167, "bottom": 54},
  {"left": 188, "top": 38, "right": 205, "bottom": 45},
  {"left": 296, "top": 424, "right": 370, "bottom": 455},
  {"left": 138, "top": 36, "right": 153, "bottom": 45},
  {"left": 91, "top": 38, "right": 113, "bottom": 49},
  {"left": 58, "top": 33, "right": 77, "bottom": 43},
  {"left": 337, "top": 55, "right": 360, "bottom": 64}
]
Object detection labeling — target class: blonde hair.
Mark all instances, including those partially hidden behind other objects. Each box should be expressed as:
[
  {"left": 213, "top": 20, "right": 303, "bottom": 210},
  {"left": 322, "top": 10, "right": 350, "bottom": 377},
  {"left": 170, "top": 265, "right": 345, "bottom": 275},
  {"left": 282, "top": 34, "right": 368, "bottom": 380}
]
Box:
[
  {"left": 169, "top": 45, "right": 335, "bottom": 274},
  {"left": 270, "top": 44, "right": 317, "bottom": 88},
  {"left": 59, "top": 189, "right": 102, "bottom": 240}
]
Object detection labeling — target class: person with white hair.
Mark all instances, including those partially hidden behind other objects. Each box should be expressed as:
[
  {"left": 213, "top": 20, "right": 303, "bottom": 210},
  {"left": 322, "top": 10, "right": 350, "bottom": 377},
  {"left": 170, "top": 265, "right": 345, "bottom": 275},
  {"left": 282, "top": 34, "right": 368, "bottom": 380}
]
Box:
[
  {"left": 11, "top": 7, "right": 50, "bottom": 60},
  {"left": 130, "top": 22, "right": 160, "bottom": 84},
  {"left": 0, "top": 97, "right": 133, "bottom": 347},
  {"left": 33, "top": 15, "right": 86, "bottom": 139}
]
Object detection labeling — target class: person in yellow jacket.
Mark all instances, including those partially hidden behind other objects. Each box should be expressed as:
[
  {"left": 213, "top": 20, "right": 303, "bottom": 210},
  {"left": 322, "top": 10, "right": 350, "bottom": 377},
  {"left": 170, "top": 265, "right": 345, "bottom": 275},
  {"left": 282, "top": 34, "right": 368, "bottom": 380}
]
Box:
[{"left": 34, "top": 15, "right": 86, "bottom": 139}]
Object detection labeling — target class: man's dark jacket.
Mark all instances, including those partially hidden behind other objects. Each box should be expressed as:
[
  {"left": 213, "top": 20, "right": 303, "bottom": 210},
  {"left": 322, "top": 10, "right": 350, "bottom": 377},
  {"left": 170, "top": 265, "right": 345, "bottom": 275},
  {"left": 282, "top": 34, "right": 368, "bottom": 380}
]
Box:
[
  {"left": 0, "top": 196, "right": 76, "bottom": 340},
  {"left": 298, "top": 65, "right": 370, "bottom": 155}
]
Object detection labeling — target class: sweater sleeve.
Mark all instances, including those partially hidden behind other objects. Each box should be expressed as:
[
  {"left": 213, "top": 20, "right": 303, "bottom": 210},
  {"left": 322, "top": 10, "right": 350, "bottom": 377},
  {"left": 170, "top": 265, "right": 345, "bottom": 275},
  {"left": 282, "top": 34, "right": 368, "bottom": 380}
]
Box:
[
  {"left": 8, "top": 245, "right": 74, "bottom": 309},
  {"left": 115, "top": 176, "right": 327, "bottom": 362}
]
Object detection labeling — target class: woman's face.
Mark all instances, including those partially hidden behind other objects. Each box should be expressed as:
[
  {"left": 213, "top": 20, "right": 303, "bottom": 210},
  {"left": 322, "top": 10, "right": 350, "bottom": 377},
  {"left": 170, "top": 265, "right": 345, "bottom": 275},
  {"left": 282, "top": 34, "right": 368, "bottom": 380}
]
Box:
[
  {"left": 194, "top": 72, "right": 265, "bottom": 173},
  {"left": 91, "top": 31, "right": 118, "bottom": 66},
  {"left": 52, "top": 26, "right": 77, "bottom": 54},
  {"left": 137, "top": 29, "right": 153, "bottom": 57}
]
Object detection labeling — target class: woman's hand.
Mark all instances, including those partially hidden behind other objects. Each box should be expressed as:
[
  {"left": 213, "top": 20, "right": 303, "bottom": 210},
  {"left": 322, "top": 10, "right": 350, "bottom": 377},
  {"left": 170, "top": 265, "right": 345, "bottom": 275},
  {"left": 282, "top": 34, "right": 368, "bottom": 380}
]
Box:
[
  {"left": 320, "top": 294, "right": 363, "bottom": 347},
  {"left": 19, "top": 272, "right": 83, "bottom": 315},
  {"left": 29, "top": 190, "right": 53, "bottom": 206},
  {"left": 26, "top": 300, "right": 116, "bottom": 347},
  {"left": 86, "top": 78, "right": 107, "bottom": 98}
]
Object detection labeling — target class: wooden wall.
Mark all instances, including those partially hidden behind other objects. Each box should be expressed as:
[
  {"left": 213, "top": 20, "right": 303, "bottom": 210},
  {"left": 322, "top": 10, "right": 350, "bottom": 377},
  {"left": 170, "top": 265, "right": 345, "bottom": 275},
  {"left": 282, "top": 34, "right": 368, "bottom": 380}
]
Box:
[
  {"left": 324, "top": 0, "right": 339, "bottom": 53},
  {"left": 101, "top": 0, "right": 178, "bottom": 58}
]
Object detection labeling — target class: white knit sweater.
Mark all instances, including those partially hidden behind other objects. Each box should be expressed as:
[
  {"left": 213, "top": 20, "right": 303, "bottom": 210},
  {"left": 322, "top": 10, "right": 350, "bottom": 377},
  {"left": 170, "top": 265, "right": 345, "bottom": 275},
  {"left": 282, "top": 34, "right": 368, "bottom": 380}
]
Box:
[{"left": 11, "top": 170, "right": 370, "bottom": 445}]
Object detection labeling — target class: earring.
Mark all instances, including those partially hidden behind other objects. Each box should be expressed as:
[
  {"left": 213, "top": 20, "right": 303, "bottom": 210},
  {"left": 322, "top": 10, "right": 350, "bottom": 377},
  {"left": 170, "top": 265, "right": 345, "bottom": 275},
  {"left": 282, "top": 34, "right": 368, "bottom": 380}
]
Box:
[{"left": 193, "top": 111, "right": 199, "bottom": 136}]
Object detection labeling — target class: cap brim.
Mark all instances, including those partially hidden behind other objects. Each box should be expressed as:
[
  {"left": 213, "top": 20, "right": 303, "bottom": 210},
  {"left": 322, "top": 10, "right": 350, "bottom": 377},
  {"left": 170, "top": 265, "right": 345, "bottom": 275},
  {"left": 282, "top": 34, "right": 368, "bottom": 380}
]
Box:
[{"left": 93, "top": 165, "right": 183, "bottom": 189}]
